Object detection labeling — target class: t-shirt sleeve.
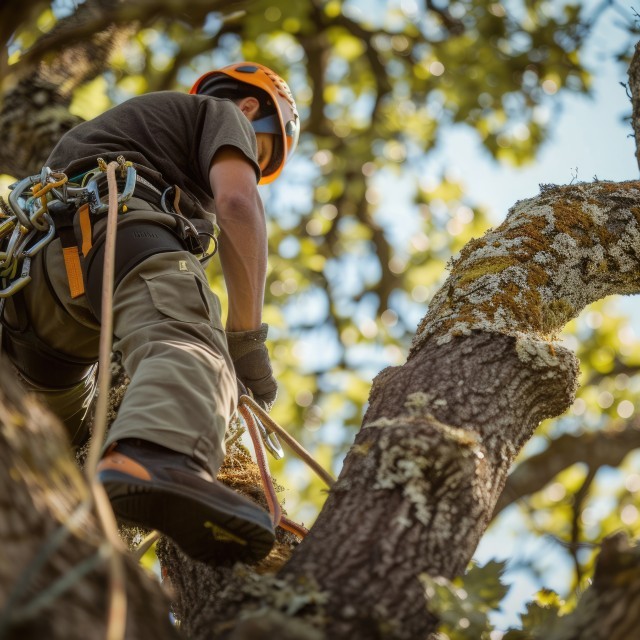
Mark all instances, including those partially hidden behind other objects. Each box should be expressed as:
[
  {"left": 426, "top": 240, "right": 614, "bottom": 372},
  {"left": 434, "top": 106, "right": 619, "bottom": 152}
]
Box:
[{"left": 196, "top": 98, "right": 261, "bottom": 190}]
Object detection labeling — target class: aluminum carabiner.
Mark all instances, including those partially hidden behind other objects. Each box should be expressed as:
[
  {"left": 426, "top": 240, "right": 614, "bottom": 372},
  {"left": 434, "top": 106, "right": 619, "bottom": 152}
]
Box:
[
  {"left": 0, "top": 257, "right": 31, "bottom": 298},
  {"left": 8, "top": 175, "right": 39, "bottom": 229},
  {"left": 253, "top": 410, "right": 285, "bottom": 460},
  {"left": 87, "top": 164, "right": 138, "bottom": 214}
]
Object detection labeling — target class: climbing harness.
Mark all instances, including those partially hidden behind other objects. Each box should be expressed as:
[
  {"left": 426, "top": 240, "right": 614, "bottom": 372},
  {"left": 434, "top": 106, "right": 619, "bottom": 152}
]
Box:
[
  {"left": 0, "top": 156, "right": 218, "bottom": 314},
  {"left": 0, "top": 158, "right": 134, "bottom": 309}
]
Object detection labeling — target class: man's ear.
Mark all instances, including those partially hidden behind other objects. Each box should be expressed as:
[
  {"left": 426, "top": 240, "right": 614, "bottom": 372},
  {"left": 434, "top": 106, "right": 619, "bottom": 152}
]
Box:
[{"left": 236, "top": 96, "right": 260, "bottom": 120}]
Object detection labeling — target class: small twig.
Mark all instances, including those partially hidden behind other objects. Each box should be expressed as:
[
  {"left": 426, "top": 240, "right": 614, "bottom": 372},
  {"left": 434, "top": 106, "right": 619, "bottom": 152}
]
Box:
[{"left": 569, "top": 466, "right": 598, "bottom": 588}]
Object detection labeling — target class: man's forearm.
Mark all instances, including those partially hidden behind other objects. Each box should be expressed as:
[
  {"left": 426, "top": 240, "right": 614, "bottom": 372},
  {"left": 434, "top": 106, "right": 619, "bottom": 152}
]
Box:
[
  {"left": 208, "top": 146, "right": 268, "bottom": 332},
  {"left": 217, "top": 200, "right": 267, "bottom": 332}
]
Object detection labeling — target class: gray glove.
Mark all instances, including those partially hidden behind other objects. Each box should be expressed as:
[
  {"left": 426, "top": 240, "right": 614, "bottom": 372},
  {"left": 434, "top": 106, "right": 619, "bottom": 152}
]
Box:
[{"left": 226, "top": 323, "right": 278, "bottom": 411}]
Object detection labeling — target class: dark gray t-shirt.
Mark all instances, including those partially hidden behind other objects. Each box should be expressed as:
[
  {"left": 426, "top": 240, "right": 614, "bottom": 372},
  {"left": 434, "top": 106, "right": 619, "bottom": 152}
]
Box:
[{"left": 46, "top": 92, "right": 261, "bottom": 222}]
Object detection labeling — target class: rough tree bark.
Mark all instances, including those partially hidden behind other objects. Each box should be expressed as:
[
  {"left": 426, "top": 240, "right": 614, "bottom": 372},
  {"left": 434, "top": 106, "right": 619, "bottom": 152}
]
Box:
[{"left": 0, "top": 364, "right": 178, "bottom": 639}]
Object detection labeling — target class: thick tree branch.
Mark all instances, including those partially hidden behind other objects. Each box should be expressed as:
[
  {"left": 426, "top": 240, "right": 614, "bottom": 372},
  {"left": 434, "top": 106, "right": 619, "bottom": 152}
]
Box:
[
  {"left": 412, "top": 181, "right": 640, "bottom": 351},
  {"left": 494, "top": 421, "right": 640, "bottom": 518},
  {"left": 627, "top": 41, "right": 640, "bottom": 173},
  {"left": 14, "top": 0, "right": 248, "bottom": 71},
  {"left": 0, "top": 0, "right": 133, "bottom": 176},
  {"left": 0, "top": 358, "right": 177, "bottom": 639},
  {"left": 0, "top": 0, "right": 249, "bottom": 177}
]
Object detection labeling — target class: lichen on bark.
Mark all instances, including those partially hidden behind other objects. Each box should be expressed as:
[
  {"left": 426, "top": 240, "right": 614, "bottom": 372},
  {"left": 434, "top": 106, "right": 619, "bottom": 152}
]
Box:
[{"left": 412, "top": 181, "right": 640, "bottom": 351}]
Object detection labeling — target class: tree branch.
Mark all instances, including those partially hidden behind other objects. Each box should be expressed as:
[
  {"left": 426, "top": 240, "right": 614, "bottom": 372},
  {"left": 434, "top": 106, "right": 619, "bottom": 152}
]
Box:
[
  {"left": 493, "top": 421, "right": 640, "bottom": 518},
  {"left": 0, "top": 358, "right": 177, "bottom": 639},
  {"left": 627, "top": 41, "right": 640, "bottom": 173},
  {"left": 547, "top": 533, "right": 640, "bottom": 640}
]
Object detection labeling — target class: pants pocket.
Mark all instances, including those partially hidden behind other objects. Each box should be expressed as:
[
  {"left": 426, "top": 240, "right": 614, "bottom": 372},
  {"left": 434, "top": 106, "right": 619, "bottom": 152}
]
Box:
[{"left": 142, "top": 270, "right": 217, "bottom": 326}]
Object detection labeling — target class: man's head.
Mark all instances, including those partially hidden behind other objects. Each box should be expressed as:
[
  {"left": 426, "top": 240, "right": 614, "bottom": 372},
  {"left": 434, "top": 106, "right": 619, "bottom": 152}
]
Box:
[{"left": 190, "top": 62, "right": 300, "bottom": 184}]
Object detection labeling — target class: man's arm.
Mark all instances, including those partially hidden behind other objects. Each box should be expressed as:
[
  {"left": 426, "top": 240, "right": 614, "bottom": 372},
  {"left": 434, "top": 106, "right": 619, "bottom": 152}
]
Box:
[
  {"left": 209, "top": 145, "right": 266, "bottom": 331},
  {"left": 209, "top": 145, "right": 277, "bottom": 410}
]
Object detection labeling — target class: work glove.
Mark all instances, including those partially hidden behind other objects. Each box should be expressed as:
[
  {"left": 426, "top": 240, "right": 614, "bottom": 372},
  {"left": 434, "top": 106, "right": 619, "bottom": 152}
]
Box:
[{"left": 226, "top": 323, "right": 278, "bottom": 412}]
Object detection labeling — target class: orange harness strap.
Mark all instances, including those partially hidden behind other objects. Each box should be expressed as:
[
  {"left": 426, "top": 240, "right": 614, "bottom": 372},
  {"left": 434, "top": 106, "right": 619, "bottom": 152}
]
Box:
[
  {"left": 57, "top": 202, "right": 93, "bottom": 299},
  {"left": 78, "top": 203, "right": 93, "bottom": 257},
  {"left": 62, "top": 246, "right": 84, "bottom": 298}
]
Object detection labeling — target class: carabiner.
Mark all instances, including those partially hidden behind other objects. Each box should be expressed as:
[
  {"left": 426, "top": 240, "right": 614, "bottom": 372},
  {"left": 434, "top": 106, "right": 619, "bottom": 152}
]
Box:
[
  {"left": 118, "top": 164, "right": 137, "bottom": 205},
  {"left": 0, "top": 217, "right": 16, "bottom": 241},
  {"left": 23, "top": 216, "right": 56, "bottom": 257},
  {"left": 197, "top": 231, "right": 218, "bottom": 262},
  {"left": 0, "top": 257, "right": 31, "bottom": 298},
  {"left": 254, "top": 411, "right": 285, "bottom": 460},
  {"left": 29, "top": 204, "right": 50, "bottom": 232},
  {"left": 87, "top": 164, "right": 138, "bottom": 214},
  {"left": 2, "top": 226, "right": 26, "bottom": 267},
  {"left": 8, "top": 175, "right": 38, "bottom": 229}
]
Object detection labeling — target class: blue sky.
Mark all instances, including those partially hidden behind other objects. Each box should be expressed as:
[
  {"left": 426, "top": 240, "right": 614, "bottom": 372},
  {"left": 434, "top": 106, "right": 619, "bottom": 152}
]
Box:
[{"left": 436, "top": 3, "right": 638, "bottom": 221}]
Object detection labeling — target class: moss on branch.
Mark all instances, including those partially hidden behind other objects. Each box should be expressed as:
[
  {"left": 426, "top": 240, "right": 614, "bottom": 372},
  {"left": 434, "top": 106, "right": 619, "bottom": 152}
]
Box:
[{"left": 411, "top": 180, "right": 640, "bottom": 354}]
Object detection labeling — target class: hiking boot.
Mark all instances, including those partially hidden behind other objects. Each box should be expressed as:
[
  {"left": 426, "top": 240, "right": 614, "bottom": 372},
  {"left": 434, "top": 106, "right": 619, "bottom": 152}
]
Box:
[{"left": 97, "top": 438, "right": 275, "bottom": 564}]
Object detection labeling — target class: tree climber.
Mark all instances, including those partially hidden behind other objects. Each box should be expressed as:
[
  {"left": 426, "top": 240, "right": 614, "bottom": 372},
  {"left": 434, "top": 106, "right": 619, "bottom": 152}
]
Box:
[{"left": 1, "top": 62, "right": 300, "bottom": 564}]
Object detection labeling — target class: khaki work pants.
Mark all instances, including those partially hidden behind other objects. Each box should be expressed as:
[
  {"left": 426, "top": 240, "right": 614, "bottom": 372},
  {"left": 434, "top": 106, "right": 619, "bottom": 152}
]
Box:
[{"left": 2, "top": 205, "right": 236, "bottom": 476}]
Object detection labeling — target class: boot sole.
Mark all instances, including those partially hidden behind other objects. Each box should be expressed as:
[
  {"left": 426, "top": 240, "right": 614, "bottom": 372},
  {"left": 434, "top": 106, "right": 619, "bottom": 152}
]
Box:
[{"left": 99, "top": 469, "right": 275, "bottom": 564}]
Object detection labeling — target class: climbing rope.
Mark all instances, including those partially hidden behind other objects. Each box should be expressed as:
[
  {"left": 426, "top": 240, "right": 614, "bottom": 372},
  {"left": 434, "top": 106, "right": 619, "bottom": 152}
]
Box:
[
  {"left": 85, "top": 160, "right": 128, "bottom": 640},
  {"left": 237, "top": 394, "right": 336, "bottom": 539}
]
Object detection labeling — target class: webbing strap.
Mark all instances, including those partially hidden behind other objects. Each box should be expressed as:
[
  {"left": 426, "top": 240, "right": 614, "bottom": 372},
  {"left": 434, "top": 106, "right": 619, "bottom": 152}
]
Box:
[
  {"left": 78, "top": 204, "right": 92, "bottom": 257},
  {"left": 57, "top": 218, "right": 86, "bottom": 299},
  {"left": 62, "top": 246, "right": 84, "bottom": 298}
]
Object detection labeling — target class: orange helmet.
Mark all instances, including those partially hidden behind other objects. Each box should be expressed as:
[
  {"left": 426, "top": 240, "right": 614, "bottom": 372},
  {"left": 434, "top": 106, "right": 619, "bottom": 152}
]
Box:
[{"left": 190, "top": 62, "right": 300, "bottom": 184}]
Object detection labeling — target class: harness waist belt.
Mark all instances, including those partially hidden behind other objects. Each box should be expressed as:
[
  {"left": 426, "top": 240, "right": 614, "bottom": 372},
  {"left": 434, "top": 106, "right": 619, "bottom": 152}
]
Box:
[{"left": 82, "top": 218, "right": 187, "bottom": 320}]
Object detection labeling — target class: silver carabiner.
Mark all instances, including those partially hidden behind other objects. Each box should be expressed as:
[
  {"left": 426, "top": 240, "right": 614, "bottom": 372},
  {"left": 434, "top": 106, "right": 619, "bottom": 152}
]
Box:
[
  {"left": 118, "top": 164, "right": 137, "bottom": 205},
  {"left": 23, "top": 215, "right": 56, "bottom": 257},
  {"left": 0, "top": 257, "right": 31, "bottom": 298},
  {"left": 87, "top": 164, "right": 138, "bottom": 214},
  {"left": 254, "top": 411, "right": 285, "bottom": 460},
  {"left": 8, "top": 175, "right": 38, "bottom": 229},
  {"left": 2, "top": 226, "right": 27, "bottom": 267}
]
